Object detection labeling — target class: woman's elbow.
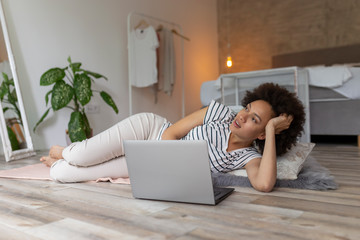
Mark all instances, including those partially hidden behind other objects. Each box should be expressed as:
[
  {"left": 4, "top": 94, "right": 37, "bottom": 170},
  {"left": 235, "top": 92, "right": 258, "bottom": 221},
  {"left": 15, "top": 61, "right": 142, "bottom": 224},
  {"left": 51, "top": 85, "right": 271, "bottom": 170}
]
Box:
[
  {"left": 246, "top": 168, "right": 276, "bottom": 192},
  {"left": 161, "top": 129, "right": 179, "bottom": 140},
  {"left": 253, "top": 182, "right": 275, "bottom": 192}
]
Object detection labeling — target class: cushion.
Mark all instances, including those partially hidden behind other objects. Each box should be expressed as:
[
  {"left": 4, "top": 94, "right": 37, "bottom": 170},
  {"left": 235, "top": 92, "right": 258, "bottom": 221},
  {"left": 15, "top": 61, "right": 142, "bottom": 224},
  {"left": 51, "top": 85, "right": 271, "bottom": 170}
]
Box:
[{"left": 229, "top": 142, "right": 316, "bottom": 180}]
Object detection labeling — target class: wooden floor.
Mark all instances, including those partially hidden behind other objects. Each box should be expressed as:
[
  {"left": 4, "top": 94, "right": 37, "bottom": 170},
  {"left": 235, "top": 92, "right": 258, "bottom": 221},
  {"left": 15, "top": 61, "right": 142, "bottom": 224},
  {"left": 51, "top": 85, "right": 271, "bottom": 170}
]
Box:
[{"left": 0, "top": 144, "right": 359, "bottom": 240}]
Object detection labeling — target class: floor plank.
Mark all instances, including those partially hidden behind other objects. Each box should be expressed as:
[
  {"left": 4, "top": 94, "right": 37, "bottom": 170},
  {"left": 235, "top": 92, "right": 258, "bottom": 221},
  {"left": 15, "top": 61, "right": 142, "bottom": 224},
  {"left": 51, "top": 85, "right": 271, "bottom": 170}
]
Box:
[{"left": 0, "top": 144, "right": 359, "bottom": 239}]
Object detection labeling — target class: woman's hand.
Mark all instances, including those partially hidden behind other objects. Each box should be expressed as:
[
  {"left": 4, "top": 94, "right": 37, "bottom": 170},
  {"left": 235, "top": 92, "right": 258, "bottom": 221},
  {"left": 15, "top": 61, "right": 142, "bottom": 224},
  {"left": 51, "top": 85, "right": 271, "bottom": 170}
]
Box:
[{"left": 266, "top": 113, "right": 294, "bottom": 134}]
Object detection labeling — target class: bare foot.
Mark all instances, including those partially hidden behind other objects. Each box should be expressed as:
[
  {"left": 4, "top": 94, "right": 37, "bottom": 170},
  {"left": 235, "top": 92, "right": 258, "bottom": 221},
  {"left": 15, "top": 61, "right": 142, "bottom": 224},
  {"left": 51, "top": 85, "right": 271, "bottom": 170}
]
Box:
[
  {"left": 40, "top": 156, "right": 58, "bottom": 167},
  {"left": 49, "top": 145, "right": 65, "bottom": 159}
]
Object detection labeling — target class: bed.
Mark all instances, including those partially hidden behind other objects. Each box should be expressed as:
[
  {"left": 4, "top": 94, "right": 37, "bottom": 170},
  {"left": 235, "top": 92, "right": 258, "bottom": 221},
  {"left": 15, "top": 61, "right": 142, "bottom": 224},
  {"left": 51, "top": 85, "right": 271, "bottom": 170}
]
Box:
[
  {"left": 201, "top": 46, "right": 360, "bottom": 146},
  {"left": 272, "top": 45, "right": 360, "bottom": 146}
]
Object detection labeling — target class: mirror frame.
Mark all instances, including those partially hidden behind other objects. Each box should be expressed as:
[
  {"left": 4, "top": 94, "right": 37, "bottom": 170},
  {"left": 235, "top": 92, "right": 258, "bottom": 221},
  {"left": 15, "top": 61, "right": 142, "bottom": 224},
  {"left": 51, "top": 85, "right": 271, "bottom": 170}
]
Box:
[{"left": 0, "top": 0, "right": 35, "bottom": 161}]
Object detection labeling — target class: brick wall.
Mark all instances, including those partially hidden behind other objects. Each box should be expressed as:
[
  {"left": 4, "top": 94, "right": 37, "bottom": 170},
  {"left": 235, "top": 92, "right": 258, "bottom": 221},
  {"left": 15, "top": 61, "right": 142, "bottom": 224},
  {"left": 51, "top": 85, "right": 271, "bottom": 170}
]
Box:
[{"left": 217, "top": 0, "right": 360, "bottom": 73}]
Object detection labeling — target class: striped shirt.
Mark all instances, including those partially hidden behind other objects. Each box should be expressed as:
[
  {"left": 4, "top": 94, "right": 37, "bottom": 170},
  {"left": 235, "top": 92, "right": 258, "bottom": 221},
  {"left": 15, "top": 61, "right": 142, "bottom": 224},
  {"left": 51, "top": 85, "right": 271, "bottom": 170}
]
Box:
[{"left": 158, "top": 100, "right": 261, "bottom": 173}]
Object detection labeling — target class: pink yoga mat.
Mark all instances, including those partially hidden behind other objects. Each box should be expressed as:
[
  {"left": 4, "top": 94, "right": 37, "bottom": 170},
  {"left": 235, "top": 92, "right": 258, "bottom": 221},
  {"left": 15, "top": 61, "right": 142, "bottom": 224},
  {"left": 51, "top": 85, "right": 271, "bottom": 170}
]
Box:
[
  {"left": 0, "top": 163, "right": 51, "bottom": 180},
  {"left": 0, "top": 163, "right": 130, "bottom": 184}
]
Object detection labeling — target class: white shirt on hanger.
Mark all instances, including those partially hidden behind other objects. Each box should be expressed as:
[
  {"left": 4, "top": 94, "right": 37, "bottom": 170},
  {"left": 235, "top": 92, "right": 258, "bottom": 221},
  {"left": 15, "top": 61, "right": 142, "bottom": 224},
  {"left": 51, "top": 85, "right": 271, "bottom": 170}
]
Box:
[{"left": 128, "top": 26, "right": 159, "bottom": 88}]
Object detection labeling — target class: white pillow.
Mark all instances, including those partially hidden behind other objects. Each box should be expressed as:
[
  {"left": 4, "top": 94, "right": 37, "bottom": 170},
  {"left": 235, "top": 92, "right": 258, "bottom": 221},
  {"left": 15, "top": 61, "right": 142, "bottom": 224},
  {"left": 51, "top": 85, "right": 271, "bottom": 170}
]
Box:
[{"left": 229, "top": 142, "right": 316, "bottom": 180}]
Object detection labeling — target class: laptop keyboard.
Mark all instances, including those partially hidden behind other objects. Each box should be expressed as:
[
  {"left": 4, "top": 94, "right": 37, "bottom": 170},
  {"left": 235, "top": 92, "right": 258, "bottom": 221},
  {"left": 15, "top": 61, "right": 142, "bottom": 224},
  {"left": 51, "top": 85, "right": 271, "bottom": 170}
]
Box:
[{"left": 213, "top": 188, "right": 223, "bottom": 198}]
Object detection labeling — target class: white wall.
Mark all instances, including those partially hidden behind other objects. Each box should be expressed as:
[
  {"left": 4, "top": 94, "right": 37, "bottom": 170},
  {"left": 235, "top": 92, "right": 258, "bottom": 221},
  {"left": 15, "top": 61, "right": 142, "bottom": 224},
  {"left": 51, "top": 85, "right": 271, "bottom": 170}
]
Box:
[{"left": 1, "top": 0, "right": 219, "bottom": 151}]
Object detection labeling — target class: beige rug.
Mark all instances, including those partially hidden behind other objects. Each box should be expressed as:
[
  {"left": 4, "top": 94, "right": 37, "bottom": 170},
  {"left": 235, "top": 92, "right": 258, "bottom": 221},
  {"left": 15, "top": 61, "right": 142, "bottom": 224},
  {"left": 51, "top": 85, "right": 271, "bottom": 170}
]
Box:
[{"left": 0, "top": 163, "right": 130, "bottom": 184}]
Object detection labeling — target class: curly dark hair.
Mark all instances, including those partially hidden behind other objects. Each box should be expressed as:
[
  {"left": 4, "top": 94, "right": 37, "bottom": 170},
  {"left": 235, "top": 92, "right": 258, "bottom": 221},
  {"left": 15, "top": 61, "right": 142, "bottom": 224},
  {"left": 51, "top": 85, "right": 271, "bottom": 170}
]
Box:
[{"left": 241, "top": 83, "right": 305, "bottom": 156}]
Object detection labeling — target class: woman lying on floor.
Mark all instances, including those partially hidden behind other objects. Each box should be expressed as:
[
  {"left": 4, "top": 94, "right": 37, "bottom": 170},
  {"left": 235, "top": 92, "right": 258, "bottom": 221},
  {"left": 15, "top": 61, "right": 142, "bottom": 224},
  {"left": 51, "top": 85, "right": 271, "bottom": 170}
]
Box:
[{"left": 41, "top": 83, "right": 305, "bottom": 192}]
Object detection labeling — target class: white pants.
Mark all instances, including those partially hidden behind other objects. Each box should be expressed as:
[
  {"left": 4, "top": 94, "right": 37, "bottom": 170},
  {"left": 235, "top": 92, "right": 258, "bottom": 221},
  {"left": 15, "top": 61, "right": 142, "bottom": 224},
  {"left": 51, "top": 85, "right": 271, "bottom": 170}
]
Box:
[{"left": 50, "top": 113, "right": 168, "bottom": 183}]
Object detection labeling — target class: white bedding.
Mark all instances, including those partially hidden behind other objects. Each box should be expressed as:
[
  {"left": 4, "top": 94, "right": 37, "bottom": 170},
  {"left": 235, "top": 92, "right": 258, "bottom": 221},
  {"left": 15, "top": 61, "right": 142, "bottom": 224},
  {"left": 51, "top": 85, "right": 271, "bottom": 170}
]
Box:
[
  {"left": 200, "top": 79, "right": 226, "bottom": 106},
  {"left": 325, "top": 67, "right": 360, "bottom": 100},
  {"left": 306, "top": 66, "right": 352, "bottom": 88},
  {"left": 201, "top": 66, "right": 360, "bottom": 106}
]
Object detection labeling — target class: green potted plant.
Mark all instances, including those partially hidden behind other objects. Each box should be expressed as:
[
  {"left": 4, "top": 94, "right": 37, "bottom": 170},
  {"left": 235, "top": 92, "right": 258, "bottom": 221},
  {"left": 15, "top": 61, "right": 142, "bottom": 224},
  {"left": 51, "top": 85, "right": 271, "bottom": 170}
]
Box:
[
  {"left": 0, "top": 72, "right": 22, "bottom": 150},
  {"left": 33, "top": 57, "right": 118, "bottom": 142}
]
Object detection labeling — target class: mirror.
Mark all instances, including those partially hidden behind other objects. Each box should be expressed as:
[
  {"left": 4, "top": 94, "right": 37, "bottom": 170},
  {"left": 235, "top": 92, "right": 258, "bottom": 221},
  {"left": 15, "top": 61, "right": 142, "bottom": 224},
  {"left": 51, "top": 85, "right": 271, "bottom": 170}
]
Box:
[{"left": 0, "top": 0, "right": 35, "bottom": 161}]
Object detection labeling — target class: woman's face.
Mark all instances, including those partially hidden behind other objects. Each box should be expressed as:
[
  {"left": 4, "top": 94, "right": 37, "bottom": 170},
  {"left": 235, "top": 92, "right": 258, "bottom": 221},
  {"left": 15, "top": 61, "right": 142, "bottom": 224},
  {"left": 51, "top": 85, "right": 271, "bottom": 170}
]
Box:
[{"left": 230, "top": 100, "right": 274, "bottom": 142}]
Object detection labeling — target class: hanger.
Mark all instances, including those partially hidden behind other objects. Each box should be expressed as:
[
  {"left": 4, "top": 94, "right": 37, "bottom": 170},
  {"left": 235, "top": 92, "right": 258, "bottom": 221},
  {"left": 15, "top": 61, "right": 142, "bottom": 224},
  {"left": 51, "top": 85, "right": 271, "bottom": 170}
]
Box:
[
  {"left": 156, "top": 24, "right": 163, "bottom": 31},
  {"left": 171, "top": 29, "right": 190, "bottom": 41},
  {"left": 134, "top": 19, "right": 150, "bottom": 30}
]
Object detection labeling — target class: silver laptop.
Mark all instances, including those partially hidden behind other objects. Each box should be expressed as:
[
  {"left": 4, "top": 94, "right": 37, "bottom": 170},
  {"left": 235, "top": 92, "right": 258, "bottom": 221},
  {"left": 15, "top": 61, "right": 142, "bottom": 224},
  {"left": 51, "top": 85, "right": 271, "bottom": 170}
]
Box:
[{"left": 124, "top": 140, "right": 234, "bottom": 205}]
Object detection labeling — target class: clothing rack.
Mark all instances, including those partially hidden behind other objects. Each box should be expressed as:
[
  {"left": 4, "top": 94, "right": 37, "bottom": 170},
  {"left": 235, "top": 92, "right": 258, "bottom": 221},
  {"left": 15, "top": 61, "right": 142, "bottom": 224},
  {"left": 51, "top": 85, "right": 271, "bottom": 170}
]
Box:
[{"left": 127, "top": 11, "right": 185, "bottom": 118}]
